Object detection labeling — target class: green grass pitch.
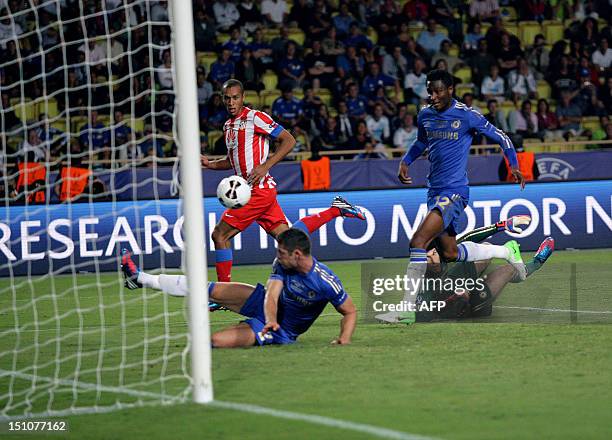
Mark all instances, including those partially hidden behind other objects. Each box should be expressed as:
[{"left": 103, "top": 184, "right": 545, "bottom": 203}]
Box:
[{"left": 1, "top": 249, "right": 612, "bottom": 439}]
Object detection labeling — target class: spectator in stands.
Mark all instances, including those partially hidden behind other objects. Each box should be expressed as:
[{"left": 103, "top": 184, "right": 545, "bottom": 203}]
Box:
[
  {"left": 270, "top": 26, "right": 294, "bottom": 62},
  {"left": 309, "top": 102, "right": 328, "bottom": 135},
  {"left": 319, "top": 116, "right": 346, "bottom": 149},
  {"left": 333, "top": 2, "right": 355, "bottom": 40},
  {"left": 598, "top": 75, "right": 612, "bottom": 112},
  {"left": 79, "top": 111, "right": 108, "bottom": 161},
  {"left": 462, "top": 93, "right": 482, "bottom": 113},
  {"left": 496, "top": 33, "right": 523, "bottom": 77},
  {"left": 322, "top": 27, "right": 345, "bottom": 56},
  {"left": 366, "top": 103, "right": 391, "bottom": 146},
  {"left": 213, "top": 0, "right": 240, "bottom": 32},
  {"left": 508, "top": 100, "right": 541, "bottom": 140},
  {"left": 382, "top": 46, "right": 408, "bottom": 82},
  {"left": 247, "top": 29, "right": 270, "bottom": 67},
  {"left": 352, "top": 120, "right": 385, "bottom": 160},
  {"left": 345, "top": 82, "right": 369, "bottom": 120},
  {"left": 0, "top": 8, "right": 23, "bottom": 50},
  {"left": 463, "top": 22, "right": 484, "bottom": 55},
  {"left": 468, "top": 38, "right": 496, "bottom": 87},
  {"left": 336, "top": 45, "right": 365, "bottom": 82},
  {"left": 193, "top": 9, "right": 217, "bottom": 51},
  {"left": 77, "top": 37, "right": 106, "bottom": 74},
  {"left": 104, "top": 110, "right": 135, "bottom": 161},
  {"left": 202, "top": 93, "right": 228, "bottom": 131},
  {"left": 35, "top": 114, "right": 68, "bottom": 158},
  {"left": 403, "top": 57, "right": 429, "bottom": 105},
  {"left": 401, "top": 0, "right": 429, "bottom": 24},
  {"left": 223, "top": 26, "right": 247, "bottom": 63},
  {"left": 576, "top": 67, "right": 604, "bottom": 116},
  {"left": 272, "top": 86, "right": 304, "bottom": 130},
  {"left": 508, "top": 58, "right": 538, "bottom": 102},
  {"left": 302, "top": 87, "right": 324, "bottom": 122},
  {"left": 237, "top": 0, "right": 262, "bottom": 32},
  {"left": 1, "top": 94, "right": 21, "bottom": 133},
  {"left": 362, "top": 62, "right": 399, "bottom": 99},
  {"left": 536, "top": 98, "right": 564, "bottom": 141},
  {"left": 278, "top": 41, "right": 305, "bottom": 90},
  {"left": 197, "top": 68, "right": 214, "bottom": 107},
  {"left": 480, "top": 64, "right": 505, "bottom": 102},
  {"left": 556, "top": 89, "right": 584, "bottom": 138},
  {"left": 469, "top": 0, "right": 499, "bottom": 23},
  {"left": 484, "top": 99, "right": 509, "bottom": 132},
  {"left": 235, "top": 48, "right": 263, "bottom": 91},
  {"left": 157, "top": 49, "right": 173, "bottom": 90},
  {"left": 526, "top": 34, "right": 550, "bottom": 80},
  {"left": 393, "top": 113, "right": 417, "bottom": 152},
  {"left": 371, "top": 86, "right": 397, "bottom": 117},
  {"left": 417, "top": 19, "right": 447, "bottom": 57},
  {"left": 336, "top": 100, "right": 354, "bottom": 140},
  {"left": 591, "top": 37, "right": 611, "bottom": 70},
  {"left": 578, "top": 17, "right": 599, "bottom": 53},
  {"left": 139, "top": 125, "right": 165, "bottom": 161},
  {"left": 549, "top": 55, "right": 577, "bottom": 99},
  {"left": 429, "top": 0, "right": 462, "bottom": 44},
  {"left": 261, "top": 0, "right": 288, "bottom": 27},
  {"left": 523, "top": 0, "right": 547, "bottom": 22},
  {"left": 431, "top": 39, "right": 466, "bottom": 73},
  {"left": 344, "top": 22, "right": 374, "bottom": 52},
  {"left": 20, "top": 128, "right": 47, "bottom": 163},
  {"left": 304, "top": 2, "right": 332, "bottom": 42},
  {"left": 209, "top": 48, "right": 235, "bottom": 90},
  {"left": 305, "top": 39, "right": 335, "bottom": 90},
  {"left": 155, "top": 93, "right": 174, "bottom": 133}
]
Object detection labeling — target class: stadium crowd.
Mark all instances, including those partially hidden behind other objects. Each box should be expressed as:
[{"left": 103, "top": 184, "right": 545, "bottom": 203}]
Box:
[{"left": 0, "top": 0, "right": 611, "bottom": 201}]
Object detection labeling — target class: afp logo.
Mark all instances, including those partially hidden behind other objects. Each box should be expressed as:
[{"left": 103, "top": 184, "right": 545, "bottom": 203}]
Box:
[{"left": 536, "top": 157, "right": 575, "bottom": 180}]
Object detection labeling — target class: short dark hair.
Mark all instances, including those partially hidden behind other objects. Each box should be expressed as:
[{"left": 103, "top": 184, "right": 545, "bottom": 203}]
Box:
[
  {"left": 222, "top": 79, "right": 244, "bottom": 94},
  {"left": 426, "top": 69, "right": 454, "bottom": 88},
  {"left": 277, "top": 228, "right": 311, "bottom": 256}
]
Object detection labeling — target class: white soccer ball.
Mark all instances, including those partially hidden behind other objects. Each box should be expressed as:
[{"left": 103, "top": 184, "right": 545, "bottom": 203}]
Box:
[{"left": 216, "top": 175, "right": 251, "bottom": 209}]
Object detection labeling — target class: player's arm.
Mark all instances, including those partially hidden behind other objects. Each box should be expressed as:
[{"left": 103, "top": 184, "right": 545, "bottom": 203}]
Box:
[
  {"left": 201, "top": 154, "right": 232, "bottom": 170},
  {"left": 331, "top": 295, "right": 357, "bottom": 345},
  {"left": 468, "top": 109, "right": 525, "bottom": 189},
  {"left": 248, "top": 115, "right": 296, "bottom": 184},
  {"left": 398, "top": 115, "right": 427, "bottom": 184},
  {"left": 261, "top": 278, "right": 283, "bottom": 334}
]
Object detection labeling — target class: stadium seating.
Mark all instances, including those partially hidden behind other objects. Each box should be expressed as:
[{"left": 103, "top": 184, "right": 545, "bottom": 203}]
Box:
[
  {"left": 316, "top": 88, "right": 333, "bottom": 107},
  {"left": 244, "top": 90, "right": 260, "bottom": 107},
  {"left": 519, "top": 22, "right": 542, "bottom": 47},
  {"left": 262, "top": 71, "right": 278, "bottom": 91},
  {"left": 582, "top": 116, "right": 602, "bottom": 132},
  {"left": 505, "top": 23, "right": 519, "bottom": 38},
  {"left": 500, "top": 6, "right": 517, "bottom": 21},
  {"left": 536, "top": 80, "right": 551, "bottom": 99},
  {"left": 542, "top": 21, "right": 564, "bottom": 44},
  {"left": 10, "top": 98, "right": 37, "bottom": 122},
  {"left": 198, "top": 52, "right": 218, "bottom": 72},
  {"left": 454, "top": 67, "right": 472, "bottom": 84},
  {"left": 207, "top": 130, "right": 223, "bottom": 149},
  {"left": 455, "top": 84, "right": 474, "bottom": 97},
  {"left": 288, "top": 28, "right": 305, "bottom": 46},
  {"left": 127, "top": 117, "right": 145, "bottom": 134},
  {"left": 35, "top": 97, "right": 60, "bottom": 118},
  {"left": 261, "top": 90, "right": 281, "bottom": 107}
]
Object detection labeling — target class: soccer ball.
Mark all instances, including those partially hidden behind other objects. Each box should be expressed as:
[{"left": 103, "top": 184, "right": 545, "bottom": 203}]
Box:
[{"left": 216, "top": 175, "right": 251, "bottom": 209}]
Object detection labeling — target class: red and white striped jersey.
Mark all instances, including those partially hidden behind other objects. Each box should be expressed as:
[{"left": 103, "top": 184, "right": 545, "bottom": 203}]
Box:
[{"left": 223, "top": 106, "right": 284, "bottom": 190}]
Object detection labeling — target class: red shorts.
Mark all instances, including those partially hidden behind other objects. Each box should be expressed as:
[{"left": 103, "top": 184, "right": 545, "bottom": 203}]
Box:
[{"left": 220, "top": 187, "right": 288, "bottom": 233}]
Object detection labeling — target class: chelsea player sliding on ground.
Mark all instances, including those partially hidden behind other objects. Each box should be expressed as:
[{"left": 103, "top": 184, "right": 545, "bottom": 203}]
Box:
[
  {"left": 377, "top": 69, "right": 526, "bottom": 324},
  {"left": 121, "top": 227, "right": 357, "bottom": 348}
]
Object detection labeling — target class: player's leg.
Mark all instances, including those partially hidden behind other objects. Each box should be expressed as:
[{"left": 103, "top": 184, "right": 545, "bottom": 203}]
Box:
[
  {"left": 292, "top": 196, "right": 366, "bottom": 236},
  {"left": 211, "top": 322, "right": 257, "bottom": 348},
  {"left": 211, "top": 220, "right": 241, "bottom": 282},
  {"left": 209, "top": 281, "right": 259, "bottom": 313}
]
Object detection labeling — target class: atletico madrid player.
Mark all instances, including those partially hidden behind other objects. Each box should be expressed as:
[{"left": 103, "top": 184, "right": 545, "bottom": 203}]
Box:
[{"left": 201, "top": 79, "right": 365, "bottom": 282}]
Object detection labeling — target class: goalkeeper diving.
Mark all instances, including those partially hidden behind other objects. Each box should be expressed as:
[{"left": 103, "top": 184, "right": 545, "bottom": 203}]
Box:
[{"left": 376, "top": 215, "right": 555, "bottom": 322}]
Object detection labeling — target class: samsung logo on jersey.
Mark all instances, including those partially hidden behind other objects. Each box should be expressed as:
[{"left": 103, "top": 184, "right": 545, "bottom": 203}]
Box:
[
  {"left": 427, "top": 130, "right": 459, "bottom": 140},
  {"left": 284, "top": 289, "right": 315, "bottom": 307}
]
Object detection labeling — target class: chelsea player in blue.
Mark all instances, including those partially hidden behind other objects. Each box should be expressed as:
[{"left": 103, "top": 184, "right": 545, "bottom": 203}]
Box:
[
  {"left": 122, "top": 228, "right": 357, "bottom": 348},
  {"left": 377, "top": 69, "right": 526, "bottom": 324}
]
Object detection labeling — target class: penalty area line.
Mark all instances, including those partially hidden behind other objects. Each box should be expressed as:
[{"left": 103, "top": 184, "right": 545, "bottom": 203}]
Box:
[{"left": 0, "top": 370, "right": 438, "bottom": 439}]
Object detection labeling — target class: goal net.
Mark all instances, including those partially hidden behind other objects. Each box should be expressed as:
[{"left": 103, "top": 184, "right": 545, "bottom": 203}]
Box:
[{"left": 0, "top": 0, "right": 210, "bottom": 420}]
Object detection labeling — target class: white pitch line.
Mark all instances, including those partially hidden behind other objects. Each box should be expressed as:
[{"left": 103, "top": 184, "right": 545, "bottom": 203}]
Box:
[
  {"left": 496, "top": 306, "right": 612, "bottom": 314},
  {"left": 0, "top": 370, "right": 438, "bottom": 440}
]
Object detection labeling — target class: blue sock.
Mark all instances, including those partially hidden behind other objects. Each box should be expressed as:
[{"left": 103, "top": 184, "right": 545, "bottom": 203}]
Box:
[
  {"left": 409, "top": 247, "right": 427, "bottom": 263},
  {"left": 456, "top": 243, "right": 468, "bottom": 262}
]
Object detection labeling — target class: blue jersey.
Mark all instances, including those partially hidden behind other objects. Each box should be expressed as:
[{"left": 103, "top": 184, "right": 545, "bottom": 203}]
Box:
[
  {"left": 269, "top": 257, "right": 348, "bottom": 338},
  {"left": 272, "top": 97, "right": 303, "bottom": 120},
  {"left": 402, "top": 99, "right": 517, "bottom": 199}
]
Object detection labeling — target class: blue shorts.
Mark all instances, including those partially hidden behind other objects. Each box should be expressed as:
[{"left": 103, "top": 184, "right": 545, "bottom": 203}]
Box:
[
  {"left": 427, "top": 192, "right": 468, "bottom": 235},
  {"left": 239, "top": 284, "right": 296, "bottom": 346}
]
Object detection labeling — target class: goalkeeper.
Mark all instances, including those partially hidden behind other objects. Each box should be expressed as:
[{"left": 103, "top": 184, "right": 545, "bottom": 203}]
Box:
[
  {"left": 121, "top": 228, "right": 357, "bottom": 348},
  {"left": 414, "top": 215, "right": 554, "bottom": 322}
]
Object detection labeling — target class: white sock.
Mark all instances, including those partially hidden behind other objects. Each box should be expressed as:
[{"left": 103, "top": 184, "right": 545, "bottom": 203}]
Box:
[
  {"left": 158, "top": 274, "right": 188, "bottom": 297},
  {"left": 401, "top": 248, "right": 428, "bottom": 307},
  {"left": 137, "top": 272, "right": 160, "bottom": 289},
  {"left": 457, "top": 241, "right": 509, "bottom": 262}
]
